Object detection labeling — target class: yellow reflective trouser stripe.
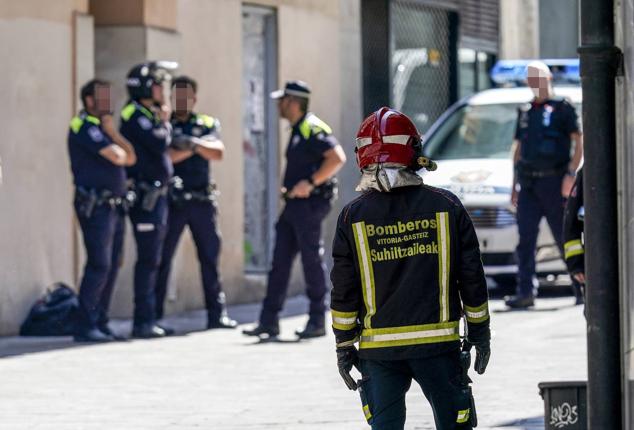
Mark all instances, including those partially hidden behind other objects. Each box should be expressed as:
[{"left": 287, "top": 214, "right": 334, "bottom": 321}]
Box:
[
  {"left": 353, "top": 222, "right": 376, "bottom": 328},
  {"left": 363, "top": 404, "right": 372, "bottom": 420},
  {"left": 564, "top": 239, "right": 584, "bottom": 259},
  {"left": 456, "top": 408, "right": 470, "bottom": 423},
  {"left": 331, "top": 310, "right": 358, "bottom": 330},
  {"left": 464, "top": 302, "right": 489, "bottom": 323},
  {"left": 359, "top": 321, "right": 460, "bottom": 349},
  {"left": 436, "top": 212, "right": 450, "bottom": 322}
]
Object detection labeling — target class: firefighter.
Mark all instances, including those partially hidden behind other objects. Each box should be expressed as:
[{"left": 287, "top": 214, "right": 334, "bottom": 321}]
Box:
[
  {"left": 563, "top": 168, "right": 585, "bottom": 296},
  {"left": 330, "top": 108, "right": 491, "bottom": 429}
]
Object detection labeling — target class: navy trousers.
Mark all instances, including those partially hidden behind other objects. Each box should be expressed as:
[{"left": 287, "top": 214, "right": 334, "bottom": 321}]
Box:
[
  {"left": 155, "top": 200, "right": 225, "bottom": 320},
  {"left": 516, "top": 174, "right": 566, "bottom": 297},
  {"left": 259, "top": 197, "right": 331, "bottom": 327},
  {"left": 358, "top": 351, "right": 473, "bottom": 430},
  {"left": 75, "top": 203, "right": 125, "bottom": 332},
  {"left": 128, "top": 195, "right": 168, "bottom": 326}
]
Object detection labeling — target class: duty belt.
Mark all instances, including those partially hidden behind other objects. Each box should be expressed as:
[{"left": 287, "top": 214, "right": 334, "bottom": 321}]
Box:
[
  {"left": 517, "top": 166, "right": 566, "bottom": 178},
  {"left": 282, "top": 178, "right": 338, "bottom": 201},
  {"left": 75, "top": 187, "right": 132, "bottom": 218},
  {"left": 169, "top": 177, "right": 218, "bottom": 205}
]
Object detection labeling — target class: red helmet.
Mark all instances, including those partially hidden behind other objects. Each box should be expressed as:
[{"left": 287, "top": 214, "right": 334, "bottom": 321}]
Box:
[{"left": 355, "top": 107, "right": 422, "bottom": 169}]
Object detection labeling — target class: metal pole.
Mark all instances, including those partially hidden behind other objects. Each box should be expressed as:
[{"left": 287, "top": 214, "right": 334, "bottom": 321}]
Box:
[{"left": 578, "top": 0, "right": 623, "bottom": 428}]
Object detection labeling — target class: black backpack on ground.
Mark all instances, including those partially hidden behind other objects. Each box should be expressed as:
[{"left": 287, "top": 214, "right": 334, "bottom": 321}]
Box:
[{"left": 19, "top": 283, "right": 79, "bottom": 336}]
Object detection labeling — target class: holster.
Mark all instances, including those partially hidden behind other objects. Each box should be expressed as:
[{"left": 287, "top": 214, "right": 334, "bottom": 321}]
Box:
[
  {"left": 75, "top": 187, "right": 129, "bottom": 218},
  {"left": 135, "top": 180, "right": 168, "bottom": 212}
]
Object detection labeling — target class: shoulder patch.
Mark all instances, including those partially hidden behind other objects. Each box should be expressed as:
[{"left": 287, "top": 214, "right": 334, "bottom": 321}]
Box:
[
  {"left": 121, "top": 103, "right": 136, "bottom": 122},
  {"left": 87, "top": 126, "right": 104, "bottom": 143},
  {"left": 70, "top": 116, "right": 83, "bottom": 134},
  {"left": 138, "top": 116, "right": 153, "bottom": 130}
]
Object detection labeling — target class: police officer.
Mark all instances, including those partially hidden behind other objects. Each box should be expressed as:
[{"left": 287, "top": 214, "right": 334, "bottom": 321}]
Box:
[
  {"left": 505, "top": 61, "right": 584, "bottom": 309},
  {"left": 120, "top": 61, "right": 176, "bottom": 338},
  {"left": 331, "top": 108, "right": 491, "bottom": 429},
  {"left": 563, "top": 168, "right": 585, "bottom": 294},
  {"left": 68, "top": 79, "right": 136, "bottom": 342},
  {"left": 243, "top": 80, "right": 347, "bottom": 339},
  {"left": 155, "top": 76, "right": 237, "bottom": 329}
]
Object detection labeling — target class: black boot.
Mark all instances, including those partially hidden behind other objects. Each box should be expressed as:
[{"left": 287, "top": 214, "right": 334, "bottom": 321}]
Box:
[
  {"left": 504, "top": 295, "right": 535, "bottom": 309},
  {"left": 98, "top": 324, "right": 127, "bottom": 341},
  {"left": 74, "top": 328, "right": 114, "bottom": 343},
  {"left": 132, "top": 323, "right": 167, "bottom": 339},
  {"left": 295, "top": 321, "right": 326, "bottom": 339},
  {"left": 242, "top": 323, "right": 279, "bottom": 337},
  {"left": 207, "top": 315, "right": 238, "bottom": 329}
]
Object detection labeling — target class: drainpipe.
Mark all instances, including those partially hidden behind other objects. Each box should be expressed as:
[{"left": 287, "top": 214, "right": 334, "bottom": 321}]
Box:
[{"left": 578, "top": 0, "right": 623, "bottom": 428}]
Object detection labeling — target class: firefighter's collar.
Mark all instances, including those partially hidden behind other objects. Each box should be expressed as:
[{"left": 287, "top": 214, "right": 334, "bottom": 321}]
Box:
[{"left": 356, "top": 164, "right": 423, "bottom": 192}]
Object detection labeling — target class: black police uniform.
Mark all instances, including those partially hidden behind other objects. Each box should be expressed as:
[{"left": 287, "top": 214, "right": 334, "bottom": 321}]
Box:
[
  {"left": 258, "top": 113, "right": 338, "bottom": 330},
  {"left": 68, "top": 112, "right": 126, "bottom": 336},
  {"left": 155, "top": 113, "right": 230, "bottom": 325},
  {"left": 120, "top": 100, "right": 173, "bottom": 329},
  {"left": 514, "top": 98, "right": 580, "bottom": 299},
  {"left": 331, "top": 185, "right": 490, "bottom": 429},
  {"left": 563, "top": 168, "right": 584, "bottom": 279}
]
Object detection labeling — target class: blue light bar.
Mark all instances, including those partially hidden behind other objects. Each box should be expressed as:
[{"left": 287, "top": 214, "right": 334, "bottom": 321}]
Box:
[{"left": 490, "top": 59, "right": 580, "bottom": 87}]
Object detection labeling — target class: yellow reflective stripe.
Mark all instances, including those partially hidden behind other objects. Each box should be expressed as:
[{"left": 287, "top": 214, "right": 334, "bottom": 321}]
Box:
[
  {"left": 197, "top": 114, "right": 215, "bottom": 128},
  {"left": 307, "top": 113, "right": 333, "bottom": 134},
  {"left": 564, "top": 239, "right": 584, "bottom": 259},
  {"left": 456, "top": 408, "right": 470, "bottom": 423},
  {"left": 359, "top": 321, "right": 459, "bottom": 349},
  {"left": 70, "top": 116, "right": 83, "bottom": 134},
  {"left": 138, "top": 105, "right": 154, "bottom": 120},
  {"left": 353, "top": 222, "right": 376, "bottom": 328},
  {"left": 464, "top": 302, "right": 489, "bottom": 323},
  {"left": 333, "top": 321, "right": 357, "bottom": 330},
  {"left": 436, "top": 212, "right": 450, "bottom": 322},
  {"left": 332, "top": 310, "right": 358, "bottom": 318},
  {"left": 299, "top": 119, "right": 311, "bottom": 139},
  {"left": 85, "top": 115, "right": 101, "bottom": 125},
  {"left": 121, "top": 103, "right": 136, "bottom": 121},
  {"left": 363, "top": 404, "right": 372, "bottom": 420},
  {"left": 331, "top": 310, "right": 358, "bottom": 331}
]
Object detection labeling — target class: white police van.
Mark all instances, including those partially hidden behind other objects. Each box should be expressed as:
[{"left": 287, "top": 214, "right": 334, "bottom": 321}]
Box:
[{"left": 420, "top": 59, "right": 581, "bottom": 290}]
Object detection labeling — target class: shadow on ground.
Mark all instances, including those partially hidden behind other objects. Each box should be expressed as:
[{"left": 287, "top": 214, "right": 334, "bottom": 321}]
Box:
[
  {"left": 0, "top": 295, "right": 311, "bottom": 359},
  {"left": 492, "top": 416, "right": 544, "bottom": 429}
]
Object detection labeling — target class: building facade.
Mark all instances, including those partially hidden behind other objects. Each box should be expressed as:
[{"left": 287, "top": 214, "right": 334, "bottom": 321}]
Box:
[{"left": 0, "top": 0, "right": 362, "bottom": 335}]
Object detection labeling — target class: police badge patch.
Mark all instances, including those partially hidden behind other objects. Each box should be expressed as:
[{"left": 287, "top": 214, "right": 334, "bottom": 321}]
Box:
[
  {"left": 87, "top": 126, "right": 104, "bottom": 143},
  {"left": 138, "top": 116, "right": 153, "bottom": 130}
]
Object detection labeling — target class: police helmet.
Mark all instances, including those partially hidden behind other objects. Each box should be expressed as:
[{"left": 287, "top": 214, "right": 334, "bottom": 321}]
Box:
[{"left": 126, "top": 61, "right": 178, "bottom": 100}]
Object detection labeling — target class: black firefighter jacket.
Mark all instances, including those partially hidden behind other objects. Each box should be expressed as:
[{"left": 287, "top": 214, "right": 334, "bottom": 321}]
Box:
[
  {"left": 563, "top": 169, "right": 584, "bottom": 275},
  {"left": 330, "top": 184, "right": 490, "bottom": 361}
]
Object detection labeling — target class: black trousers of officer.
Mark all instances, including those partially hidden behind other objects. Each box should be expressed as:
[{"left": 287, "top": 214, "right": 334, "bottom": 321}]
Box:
[
  {"left": 516, "top": 174, "right": 567, "bottom": 297},
  {"left": 259, "top": 197, "right": 331, "bottom": 328},
  {"left": 128, "top": 195, "right": 168, "bottom": 326},
  {"left": 358, "top": 351, "right": 472, "bottom": 430},
  {"left": 155, "top": 199, "right": 225, "bottom": 321},
  {"left": 75, "top": 203, "right": 125, "bottom": 333}
]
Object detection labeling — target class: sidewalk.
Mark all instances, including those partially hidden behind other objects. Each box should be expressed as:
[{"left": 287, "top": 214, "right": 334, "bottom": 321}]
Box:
[{"left": 0, "top": 296, "right": 586, "bottom": 430}]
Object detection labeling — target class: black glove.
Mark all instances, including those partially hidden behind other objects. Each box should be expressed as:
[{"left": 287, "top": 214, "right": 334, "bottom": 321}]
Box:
[
  {"left": 171, "top": 135, "right": 196, "bottom": 151},
  {"left": 465, "top": 323, "right": 491, "bottom": 375},
  {"left": 336, "top": 346, "right": 359, "bottom": 390}
]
